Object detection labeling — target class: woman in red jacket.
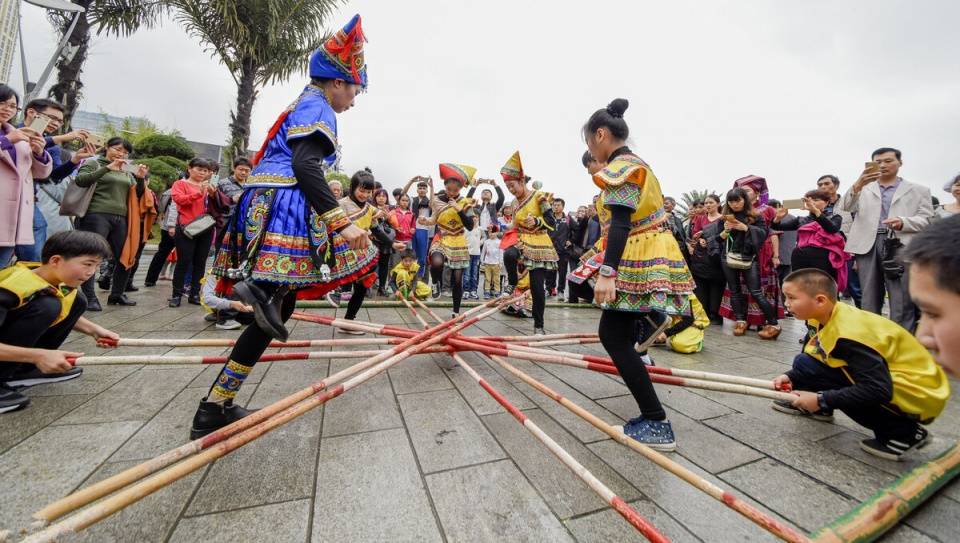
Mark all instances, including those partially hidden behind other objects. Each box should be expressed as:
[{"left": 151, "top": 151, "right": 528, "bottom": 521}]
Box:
[{"left": 169, "top": 158, "right": 217, "bottom": 307}]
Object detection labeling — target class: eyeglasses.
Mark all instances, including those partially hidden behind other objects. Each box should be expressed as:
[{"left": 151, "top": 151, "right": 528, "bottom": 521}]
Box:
[{"left": 0, "top": 102, "right": 20, "bottom": 111}]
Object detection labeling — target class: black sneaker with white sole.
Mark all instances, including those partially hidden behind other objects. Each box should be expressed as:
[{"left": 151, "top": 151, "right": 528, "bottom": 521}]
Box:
[
  {"left": 771, "top": 399, "right": 835, "bottom": 422},
  {"left": 860, "top": 427, "right": 931, "bottom": 461},
  {"left": 4, "top": 367, "right": 83, "bottom": 388},
  {"left": 0, "top": 384, "right": 29, "bottom": 414}
]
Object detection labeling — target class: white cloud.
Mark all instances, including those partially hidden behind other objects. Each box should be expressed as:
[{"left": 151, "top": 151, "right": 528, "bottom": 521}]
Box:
[{"left": 12, "top": 0, "right": 960, "bottom": 206}]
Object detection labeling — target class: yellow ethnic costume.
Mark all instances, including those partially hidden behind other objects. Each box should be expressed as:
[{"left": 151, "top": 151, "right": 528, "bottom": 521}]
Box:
[
  {"left": 569, "top": 152, "right": 694, "bottom": 314},
  {"left": 0, "top": 263, "right": 79, "bottom": 325},
  {"left": 429, "top": 163, "right": 476, "bottom": 270},
  {"left": 666, "top": 295, "right": 710, "bottom": 354},
  {"left": 391, "top": 261, "right": 431, "bottom": 299},
  {"left": 501, "top": 151, "right": 558, "bottom": 270},
  {"left": 803, "top": 301, "right": 949, "bottom": 423}
]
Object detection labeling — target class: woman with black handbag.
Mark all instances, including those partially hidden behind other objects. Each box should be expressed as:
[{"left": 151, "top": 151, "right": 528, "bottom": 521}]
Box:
[
  {"left": 73, "top": 137, "right": 148, "bottom": 310},
  {"left": 169, "top": 158, "right": 217, "bottom": 307},
  {"left": 718, "top": 187, "right": 780, "bottom": 339}
]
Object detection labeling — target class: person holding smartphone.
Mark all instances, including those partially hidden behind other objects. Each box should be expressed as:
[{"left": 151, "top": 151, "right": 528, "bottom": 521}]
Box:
[
  {"left": 168, "top": 158, "right": 218, "bottom": 307},
  {"left": 73, "top": 137, "right": 148, "bottom": 310},
  {"left": 402, "top": 175, "right": 434, "bottom": 277},
  {"left": 839, "top": 148, "right": 933, "bottom": 332}
]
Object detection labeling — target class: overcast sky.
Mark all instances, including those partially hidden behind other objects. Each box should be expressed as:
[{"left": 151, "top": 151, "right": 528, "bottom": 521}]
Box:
[{"left": 12, "top": 0, "right": 959, "bottom": 206}]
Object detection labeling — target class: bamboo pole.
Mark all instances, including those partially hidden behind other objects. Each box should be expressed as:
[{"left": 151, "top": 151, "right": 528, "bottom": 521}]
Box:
[
  {"left": 399, "top": 296, "right": 430, "bottom": 329},
  {"left": 812, "top": 441, "right": 960, "bottom": 543},
  {"left": 31, "top": 297, "right": 514, "bottom": 527},
  {"left": 299, "top": 313, "right": 794, "bottom": 400},
  {"left": 71, "top": 347, "right": 454, "bottom": 366},
  {"left": 450, "top": 352, "right": 669, "bottom": 542},
  {"left": 98, "top": 337, "right": 397, "bottom": 348},
  {"left": 296, "top": 299, "right": 596, "bottom": 309},
  {"left": 490, "top": 355, "right": 812, "bottom": 543}
]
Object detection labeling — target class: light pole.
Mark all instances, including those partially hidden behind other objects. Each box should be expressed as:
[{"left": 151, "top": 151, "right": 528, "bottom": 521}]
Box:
[{"left": 19, "top": 0, "right": 86, "bottom": 105}]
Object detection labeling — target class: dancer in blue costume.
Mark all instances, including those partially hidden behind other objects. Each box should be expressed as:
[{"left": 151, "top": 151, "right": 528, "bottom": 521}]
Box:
[{"left": 191, "top": 15, "right": 376, "bottom": 439}]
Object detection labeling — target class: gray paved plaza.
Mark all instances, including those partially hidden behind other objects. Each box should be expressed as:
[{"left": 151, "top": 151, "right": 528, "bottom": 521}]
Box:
[{"left": 1, "top": 254, "right": 957, "bottom": 542}]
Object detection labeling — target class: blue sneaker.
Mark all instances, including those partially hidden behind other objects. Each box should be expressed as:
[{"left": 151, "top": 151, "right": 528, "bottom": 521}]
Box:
[{"left": 616, "top": 417, "right": 676, "bottom": 451}]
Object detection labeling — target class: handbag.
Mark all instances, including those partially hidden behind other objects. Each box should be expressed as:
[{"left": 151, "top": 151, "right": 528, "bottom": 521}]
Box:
[
  {"left": 182, "top": 213, "right": 215, "bottom": 239},
  {"left": 59, "top": 180, "right": 97, "bottom": 218},
  {"left": 725, "top": 236, "right": 755, "bottom": 270}
]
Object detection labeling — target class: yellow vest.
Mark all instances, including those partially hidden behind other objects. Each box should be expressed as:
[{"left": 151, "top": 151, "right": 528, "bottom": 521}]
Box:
[
  {"left": 668, "top": 296, "right": 710, "bottom": 354},
  {"left": 0, "top": 263, "right": 78, "bottom": 325},
  {"left": 804, "top": 302, "right": 949, "bottom": 422}
]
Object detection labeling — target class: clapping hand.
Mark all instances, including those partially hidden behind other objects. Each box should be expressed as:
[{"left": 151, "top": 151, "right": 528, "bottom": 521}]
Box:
[{"left": 523, "top": 216, "right": 537, "bottom": 229}]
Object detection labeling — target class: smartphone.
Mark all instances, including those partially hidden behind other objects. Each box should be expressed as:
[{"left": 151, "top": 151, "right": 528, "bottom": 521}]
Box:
[
  {"left": 84, "top": 133, "right": 104, "bottom": 149},
  {"left": 782, "top": 198, "right": 805, "bottom": 209},
  {"left": 864, "top": 161, "right": 880, "bottom": 174},
  {"left": 28, "top": 114, "right": 50, "bottom": 134},
  {"left": 120, "top": 161, "right": 139, "bottom": 174},
  {"left": 723, "top": 214, "right": 736, "bottom": 222}
]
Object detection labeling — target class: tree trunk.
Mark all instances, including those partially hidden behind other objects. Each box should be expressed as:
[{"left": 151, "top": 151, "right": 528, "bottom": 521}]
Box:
[
  {"left": 227, "top": 58, "right": 259, "bottom": 163},
  {"left": 47, "top": 0, "right": 93, "bottom": 129}
]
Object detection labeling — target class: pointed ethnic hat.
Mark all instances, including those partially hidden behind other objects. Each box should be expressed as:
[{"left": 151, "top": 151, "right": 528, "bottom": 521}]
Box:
[
  {"left": 309, "top": 14, "right": 368, "bottom": 87},
  {"left": 439, "top": 163, "right": 477, "bottom": 186},
  {"left": 500, "top": 151, "right": 526, "bottom": 182}
]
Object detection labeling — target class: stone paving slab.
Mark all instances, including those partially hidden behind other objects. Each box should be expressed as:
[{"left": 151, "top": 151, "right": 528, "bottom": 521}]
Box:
[
  {"left": 444, "top": 351, "right": 537, "bottom": 416},
  {"left": 0, "top": 393, "right": 92, "bottom": 454},
  {"left": 170, "top": 499, "right": 311, "bottom": 543},
  {"left": 425, "top": 460, "right": 575, "bottom": 542},
  {"left": 313, "top": 428, "right": 442, "bottom": 542},
  {"left": 397, "top": 388, "right": 506, "bottom": 474},
  {"left": 565, "top": 498, "right": 700, "bottom": 543},
  {"left": 388, "top": 353, "right": 455, "bottom": 395},
  {"left": 0, "top": 421, "right": 142, "bottom": 534},
  {"left": 482, "top": 408, "right": 640, "bottom": 519}
]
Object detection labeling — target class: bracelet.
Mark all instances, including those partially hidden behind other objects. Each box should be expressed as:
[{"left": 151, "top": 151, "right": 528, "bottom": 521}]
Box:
[{"left": 599, "top": 265, "right": 617, "bottom": 278}]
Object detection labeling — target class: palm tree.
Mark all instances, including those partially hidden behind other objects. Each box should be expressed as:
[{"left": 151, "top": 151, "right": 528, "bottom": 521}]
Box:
[
  {"left": 46, "top": 1, "right": 165, "bottom": 127},
  {"left": 675, "top": 188, "right": 713, "bottom": 223},
  {"left": 164, "top": 0, "right": 345, "bottom": 161}
]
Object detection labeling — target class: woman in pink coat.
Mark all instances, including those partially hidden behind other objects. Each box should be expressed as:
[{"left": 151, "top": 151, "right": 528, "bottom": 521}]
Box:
[{"left": 0, "top": 85, "right": 52, "bottom": 267}]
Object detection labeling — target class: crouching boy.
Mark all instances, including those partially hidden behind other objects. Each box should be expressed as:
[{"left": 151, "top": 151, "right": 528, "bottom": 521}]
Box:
[
  {"left": 773, "top": 269, "right": 949, "bottom": 461},
  {"left": 0, "top": 231, "right": 119, "bottom": 413}
]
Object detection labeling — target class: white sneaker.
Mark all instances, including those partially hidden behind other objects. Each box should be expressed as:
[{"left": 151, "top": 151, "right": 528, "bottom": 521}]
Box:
[{"left": 216, "top": 319, "right": 242, "bottom": 330}]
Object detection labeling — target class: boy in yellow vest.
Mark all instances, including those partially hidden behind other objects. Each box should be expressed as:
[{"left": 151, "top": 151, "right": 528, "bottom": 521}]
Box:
[
  {"left": 906, "top": 214, "right": 960, "bottom": 377},
  {"left": 0, "top": 231, "right": 119, "bottom": 414},
  {"left": 390, "top": 250, "right": 431, "bottom": 300},
  {"left": 653, "top": 295, "right": 711, "bottom": 354},
  {"left": 773, "top": 269, "right": 949, "bottom": 461}
]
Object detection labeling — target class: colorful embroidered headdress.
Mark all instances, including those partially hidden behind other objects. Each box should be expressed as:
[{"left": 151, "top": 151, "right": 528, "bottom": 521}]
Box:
[
  {"left": 500, "top": 151, "right": 527, "bottom": 182},
  {"left": 309, "top": 14, "right": 368, "bottom": 87},
  {"left": 733, "top": 175, "right": 769, "bottom": 206},
  {"left": 439, "top": 163, "right": 477, "bottom": 186}
]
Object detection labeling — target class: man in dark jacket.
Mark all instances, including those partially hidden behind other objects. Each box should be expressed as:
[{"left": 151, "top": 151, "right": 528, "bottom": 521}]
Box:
[{"left": 546, "top": 199, "right": 573, "bottom": 298}]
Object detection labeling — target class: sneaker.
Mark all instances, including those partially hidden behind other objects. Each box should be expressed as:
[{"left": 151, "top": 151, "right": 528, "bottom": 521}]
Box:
[
  {"left": 0, "top": 384, "right": 30, "bottom": 414},
  {"left": 190, "top": 400, "right": 258, "bottom": 440},
  {"left": 484, "top": 290, "right": 491, "bottom": 298},
  {"left": 534, "top": 327, "right": 546, "bottom": 336},
  {"left": 614, "top": 417, "right": 676, "bottom": 452},
  {"left": 771, "top": 399, "right": 834, "bottom": 422},
  {"left": 859, "top": 428, "right": 931, "bottom": 461},
  {"left": 86, "top": 297, "right": 102, "bottom": 312},
  {"left": 216, "top": 319, "right": 242, "bottom": 330},
  {"left": 339, "top": 320, "right": 366, "bottom": 335},
  {"left": 5, "top": 367, "right": 83, "bottom": 388},
  {"left": 204, "top": 312, "right": 218, "bottom": 322},
  {"left": 432, "top": 284, "right": 441, "bottom": 299},
  {"left": 639, "top": 354, "right": 656, "bottom": 367},
  {"left": 501, "top": 285, "right": 515, "bottom": 298}
]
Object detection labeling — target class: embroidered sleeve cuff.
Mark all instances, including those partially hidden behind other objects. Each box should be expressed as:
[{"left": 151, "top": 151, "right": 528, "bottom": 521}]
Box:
[
  {"left": 287, "top": 120, "right": 337, "bottom": 146},
  {"left": 321, "top": 207, "right": 351, "bottom": 232}
]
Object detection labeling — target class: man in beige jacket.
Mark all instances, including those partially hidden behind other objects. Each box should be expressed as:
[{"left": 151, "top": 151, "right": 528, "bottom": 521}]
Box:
[{"left": 840, "top": 147, "right": 933, "bottom": 332}]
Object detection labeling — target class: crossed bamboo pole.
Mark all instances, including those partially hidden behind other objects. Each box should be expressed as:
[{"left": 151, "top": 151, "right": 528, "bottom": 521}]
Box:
[
  {"left": 292, "top": 311, "right": 796, "bottom": 402},
  {"left": 26, "top": 297, "right": 518, "bottom": 542},
  {"left": 409, "top": 298, "right": 808, "bottom": 543},
  {"left": 450, "top": 351, "right": 669, "bottom": 543},
  {"left": 98, "top": 333, "right": 597, "bottom": 348}
]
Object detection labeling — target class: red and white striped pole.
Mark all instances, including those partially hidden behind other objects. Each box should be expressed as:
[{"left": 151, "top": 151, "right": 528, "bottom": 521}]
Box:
[{"left": 449, "top": 350, "right": 670, "bottom": 542}]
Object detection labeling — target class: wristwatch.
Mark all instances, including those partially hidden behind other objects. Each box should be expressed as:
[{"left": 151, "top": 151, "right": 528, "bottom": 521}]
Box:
[
  {"left": 817, "top": 392, "right": 828, "bottom": 411},
  {"left": 599, "top": 265, "right": 618, "bottom": 278}
]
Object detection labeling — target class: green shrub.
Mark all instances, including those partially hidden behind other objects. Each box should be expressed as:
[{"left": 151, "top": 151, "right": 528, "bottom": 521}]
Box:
[
  {"left": 136, "top": 134, "right": 195, "bottom": 161},
  {"left": 154, "top": 155, "right": 188, "bottom": 173},
  {"left": 137, "top": 158, "right": 180, "bottom": 193}
]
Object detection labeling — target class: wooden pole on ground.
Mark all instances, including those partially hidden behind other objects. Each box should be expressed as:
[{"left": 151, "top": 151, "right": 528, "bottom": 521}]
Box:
[
  {"left": 811, "top": 441, "right": 960, "bottom": 543},
  {"left": 490, "top": 355, "right": 812, "bottom": 543},
  {"left": 450, "top": 352, "right": 669, "bottom": 542},
  {"left": 30, "top": 297, "right": 515, "bottom": 528},
  {"left": 98, "top": 337, "right": 397, "bottom": 348},
  {"left": 70, "top": 347, "right": 453, "bottom": 366}
]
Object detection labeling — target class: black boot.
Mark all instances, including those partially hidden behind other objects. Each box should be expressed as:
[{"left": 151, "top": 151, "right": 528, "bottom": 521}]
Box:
[
  {"left": 97, "top": 275, "right": 112, "bottom": 291},
  {"left": 168, "top": 296, "right": 182, "bottom": 308},
  {"left": 187, "top": 295, "right": 201, "bottom": 305},
  {"left": 107, "top": 294, "right": 137, "bottom": 306},
  {"left": 86, "top": 296, "right": 103, "bottom": 312},
  {"left": 190, "top": 400, "right": 258, "bottom": 440},
  {"left": 234, "top": 280, "right": 289, "bottom": 341},
  {"left": 125, "top": 281, "right": 139, "bottom": 292}
]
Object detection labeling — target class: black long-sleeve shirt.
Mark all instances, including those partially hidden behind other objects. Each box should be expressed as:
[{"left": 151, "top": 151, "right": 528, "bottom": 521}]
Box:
[
  {"left": 774, "top": 212, "right": 842, "bottom": 234},
  {"left": 787, "top": 339, "right": 894, "bottom": 409},
  {"left": 290, "top": 135, "right": 342, "bottom": 227}
]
